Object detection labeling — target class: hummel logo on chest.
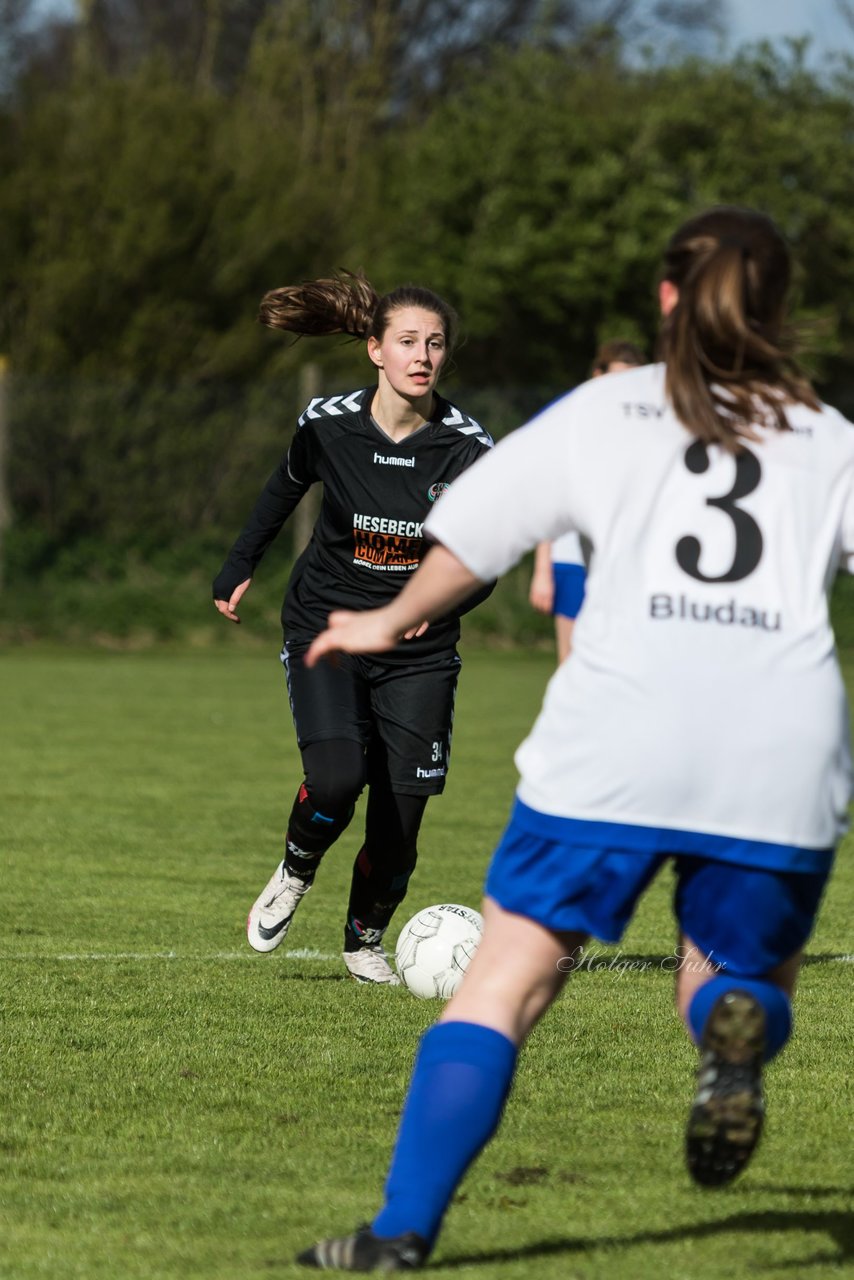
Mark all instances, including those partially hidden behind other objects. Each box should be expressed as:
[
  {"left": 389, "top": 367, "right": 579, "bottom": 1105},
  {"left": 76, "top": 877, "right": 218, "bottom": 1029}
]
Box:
[{"left": 373, "top": 452, "right": 415, "bottom": 468}]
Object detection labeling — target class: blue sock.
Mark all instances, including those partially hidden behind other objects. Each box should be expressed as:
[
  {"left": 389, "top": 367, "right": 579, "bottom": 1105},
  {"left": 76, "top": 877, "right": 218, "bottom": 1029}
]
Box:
[
  {"left": 372, "top": 1021, "right": 517, "bottom": 1245},
  {"left": 688, "top": 975, "right": 792, "bottom": 1061}
]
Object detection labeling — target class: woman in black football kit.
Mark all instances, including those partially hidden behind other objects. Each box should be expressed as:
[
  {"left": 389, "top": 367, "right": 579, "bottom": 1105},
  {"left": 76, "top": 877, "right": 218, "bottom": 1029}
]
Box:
[{"left": 212, "top": 273, "right": 493, "bottom": 984}]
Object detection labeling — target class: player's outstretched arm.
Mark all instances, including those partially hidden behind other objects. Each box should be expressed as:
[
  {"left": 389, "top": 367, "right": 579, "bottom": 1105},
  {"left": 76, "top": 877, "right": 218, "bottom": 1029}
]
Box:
[
  {"left": 306, "top": 545, "right": 482, "bottom": 665},
  {"left": 214, "top": 578, "right": 251, "bottom": 624}
]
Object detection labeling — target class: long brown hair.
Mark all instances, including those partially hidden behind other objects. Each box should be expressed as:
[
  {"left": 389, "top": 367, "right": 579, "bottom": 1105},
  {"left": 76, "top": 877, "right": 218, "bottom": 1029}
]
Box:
[
  {"left": 259, "top": 271, "right": 459, "bottom": 352},
  {"left": 659, "top": 207, "right": 819, "bottom": 451}
]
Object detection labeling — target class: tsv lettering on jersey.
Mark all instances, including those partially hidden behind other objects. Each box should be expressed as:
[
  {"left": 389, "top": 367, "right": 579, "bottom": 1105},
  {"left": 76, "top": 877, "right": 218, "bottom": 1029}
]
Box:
[
  {"left": 373, "top": 452, "right": 415, "bottom": 468},
  {"left": 649, "top": 593, "right": 781, "bottom": 631},
  {"left": 353, "top": 513, "right": 424, "bottom": 537},
  {"left": 623, "top": 402, "right": 665, "bottom": 418}
]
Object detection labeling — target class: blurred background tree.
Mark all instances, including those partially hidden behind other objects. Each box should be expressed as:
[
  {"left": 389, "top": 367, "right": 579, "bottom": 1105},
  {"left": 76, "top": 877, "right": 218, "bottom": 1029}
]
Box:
[{"left": 1, "top": 0, "right": 853, "bottom": 643}]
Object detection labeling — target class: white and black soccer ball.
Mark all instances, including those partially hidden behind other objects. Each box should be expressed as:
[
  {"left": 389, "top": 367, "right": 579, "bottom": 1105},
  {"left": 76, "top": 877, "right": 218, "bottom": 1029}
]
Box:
[{"left": 395, "top": 903, "right": 484, "bottom": 999}]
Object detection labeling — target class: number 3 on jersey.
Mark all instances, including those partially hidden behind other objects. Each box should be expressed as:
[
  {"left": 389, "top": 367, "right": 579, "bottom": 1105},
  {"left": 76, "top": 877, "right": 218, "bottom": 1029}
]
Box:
[{"left": 676, "top": 440, "right": 764, "bottom": 584}]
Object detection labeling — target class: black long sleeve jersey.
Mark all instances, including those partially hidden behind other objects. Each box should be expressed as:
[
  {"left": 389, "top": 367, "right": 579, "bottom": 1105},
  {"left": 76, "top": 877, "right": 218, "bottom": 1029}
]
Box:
[{"left": 213, "top": 386, "right": 494, "bottom": 660}]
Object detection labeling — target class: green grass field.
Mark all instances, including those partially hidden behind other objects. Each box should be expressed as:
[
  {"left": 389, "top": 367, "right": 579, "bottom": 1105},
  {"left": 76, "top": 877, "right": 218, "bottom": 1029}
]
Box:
[{"left": 2, "top": 645, "right": 852, "bottom": 1280}]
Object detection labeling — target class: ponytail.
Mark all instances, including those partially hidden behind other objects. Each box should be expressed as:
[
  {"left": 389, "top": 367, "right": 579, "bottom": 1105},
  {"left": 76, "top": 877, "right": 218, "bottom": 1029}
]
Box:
[
  {"left": 259, "top": 272, "right": 458, "bottom": 352},
  {"left": 259, "top": 270, "right": 379, "bottom": 339},
  {"left": 659, "top": 207, "right": 819, "bottom": 451}
]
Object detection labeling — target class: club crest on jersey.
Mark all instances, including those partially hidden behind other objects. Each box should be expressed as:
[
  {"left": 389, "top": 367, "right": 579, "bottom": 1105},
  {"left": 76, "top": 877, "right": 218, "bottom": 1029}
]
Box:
[{"left": 428, "top": 482, "right": 450, "bottom": 502}]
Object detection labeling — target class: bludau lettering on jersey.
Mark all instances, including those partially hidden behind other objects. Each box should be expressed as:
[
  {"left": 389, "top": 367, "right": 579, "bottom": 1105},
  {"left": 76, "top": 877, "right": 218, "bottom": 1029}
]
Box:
[{"left": 650, "top": 593, "right": 781, "bottom": 631}]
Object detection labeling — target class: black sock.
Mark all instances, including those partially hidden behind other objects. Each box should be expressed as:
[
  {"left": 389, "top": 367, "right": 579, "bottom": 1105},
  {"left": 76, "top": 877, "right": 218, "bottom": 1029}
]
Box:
[{"left": 344, "top": 846, "right": 414, "bottom": 950}]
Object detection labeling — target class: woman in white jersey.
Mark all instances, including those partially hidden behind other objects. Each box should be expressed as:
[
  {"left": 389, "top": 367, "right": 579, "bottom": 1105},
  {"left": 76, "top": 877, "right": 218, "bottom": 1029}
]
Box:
[
  {"left": 529, "top": 339, "right": 646, "bottom": 662},
  {"left": 297, "top": 207, "right": 852, "bottom": 1272}
]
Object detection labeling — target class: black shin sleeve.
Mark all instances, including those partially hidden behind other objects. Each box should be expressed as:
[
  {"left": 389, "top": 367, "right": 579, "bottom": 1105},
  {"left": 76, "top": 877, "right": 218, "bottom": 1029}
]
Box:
[
  {"left": 345, "top": 787, "right": 429, "bottom": 946},
  {"left": 284, "top": 739, "right": 367, "bottom": 876}
]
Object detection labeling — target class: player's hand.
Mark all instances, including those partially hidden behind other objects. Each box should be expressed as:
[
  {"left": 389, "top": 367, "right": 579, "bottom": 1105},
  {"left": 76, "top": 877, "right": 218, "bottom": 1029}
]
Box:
[
  {"left": 403, "top": 621, "right": 430, "bottom": 640},
  {"left": 529, "top": 572, "right": 554, "bottom": 614},
  {"left": 306, "top": 608, "right": 400, "bottom": 666},
  {"left": 214, "top": 578, "right": 251, "bottom": 624}
]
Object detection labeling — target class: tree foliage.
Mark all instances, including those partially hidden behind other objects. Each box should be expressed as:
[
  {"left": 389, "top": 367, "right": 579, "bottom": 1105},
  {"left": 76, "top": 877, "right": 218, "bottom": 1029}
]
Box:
[
  {"left": 2, "top": 4, "right": 854, "bottom": 582},
  {"left": 372, "top": 42, "right": 854, "bottom": 389}
]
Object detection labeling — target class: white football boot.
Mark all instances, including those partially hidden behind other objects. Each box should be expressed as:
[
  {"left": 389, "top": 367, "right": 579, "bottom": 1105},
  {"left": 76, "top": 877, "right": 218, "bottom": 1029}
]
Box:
[
  {"left": 342, "top": 943, "right": 402, "bottom": 985},
  {"left": 247, "top": 860, "right": 313, "bottom": 953}
]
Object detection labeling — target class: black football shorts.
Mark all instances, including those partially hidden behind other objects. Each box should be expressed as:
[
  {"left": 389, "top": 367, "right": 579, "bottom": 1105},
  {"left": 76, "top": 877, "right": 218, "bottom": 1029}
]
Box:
[{"left": 280, "top": 643, "right": 462, "bottom": 795}]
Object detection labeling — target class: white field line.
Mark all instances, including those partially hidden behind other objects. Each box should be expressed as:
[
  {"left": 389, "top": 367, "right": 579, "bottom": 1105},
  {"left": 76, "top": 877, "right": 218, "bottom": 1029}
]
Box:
[
  {"left": 1, "top": 951, "right": 852, "bottom": 964},
  {"left": 3, "top": 948, "right": 337, "bottom": 962}
]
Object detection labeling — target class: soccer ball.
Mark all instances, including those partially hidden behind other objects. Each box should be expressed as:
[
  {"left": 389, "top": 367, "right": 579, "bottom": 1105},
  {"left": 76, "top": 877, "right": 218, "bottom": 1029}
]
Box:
[{"left": 395, "top": 903, "right": 484, "bottom": 999}]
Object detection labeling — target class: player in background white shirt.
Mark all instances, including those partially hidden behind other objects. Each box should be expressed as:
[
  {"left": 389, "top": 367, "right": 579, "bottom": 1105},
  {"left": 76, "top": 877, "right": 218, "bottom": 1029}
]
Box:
[
  {"left": 529, "top": 339, "right": 646, "bottom": 662},
  {"left": 297, "top": 207, "right": 854, "bottom": 1272}
]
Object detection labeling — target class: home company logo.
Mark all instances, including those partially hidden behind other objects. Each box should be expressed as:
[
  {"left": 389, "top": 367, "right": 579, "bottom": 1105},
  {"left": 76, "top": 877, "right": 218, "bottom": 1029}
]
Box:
[{"left": 352, "top": 512, "right": 424, "bottom": 572}]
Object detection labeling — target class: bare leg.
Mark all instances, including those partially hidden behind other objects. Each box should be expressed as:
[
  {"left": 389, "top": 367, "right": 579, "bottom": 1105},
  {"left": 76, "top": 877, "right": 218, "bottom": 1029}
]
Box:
[
  {"left": 555, "top": 615, "right": 575, "bottom": 664},
  {"left": 438, "top": 897, "right": 588, "bottom": 1044}
]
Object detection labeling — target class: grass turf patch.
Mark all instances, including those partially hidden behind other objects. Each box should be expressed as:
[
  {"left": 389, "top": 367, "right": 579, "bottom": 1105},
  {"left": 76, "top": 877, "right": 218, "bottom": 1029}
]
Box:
[{"left": 1, "top": 646, "right": 852, "bottom": 1278}]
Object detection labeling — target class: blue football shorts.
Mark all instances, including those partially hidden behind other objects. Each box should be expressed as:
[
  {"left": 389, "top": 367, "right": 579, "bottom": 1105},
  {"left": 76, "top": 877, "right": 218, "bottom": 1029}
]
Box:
[
  {"left": 552, "top": 563, "right": 587, "bottom": 620},
  {"left": 485, "top": 801, "right": 832, "bottom": 975}
]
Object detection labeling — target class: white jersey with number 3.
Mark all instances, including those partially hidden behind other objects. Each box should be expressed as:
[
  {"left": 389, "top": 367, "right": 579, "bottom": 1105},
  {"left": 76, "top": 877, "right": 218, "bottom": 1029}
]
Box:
[{"left": 425, "top": 364, "right": 854, "bottom": 856}]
